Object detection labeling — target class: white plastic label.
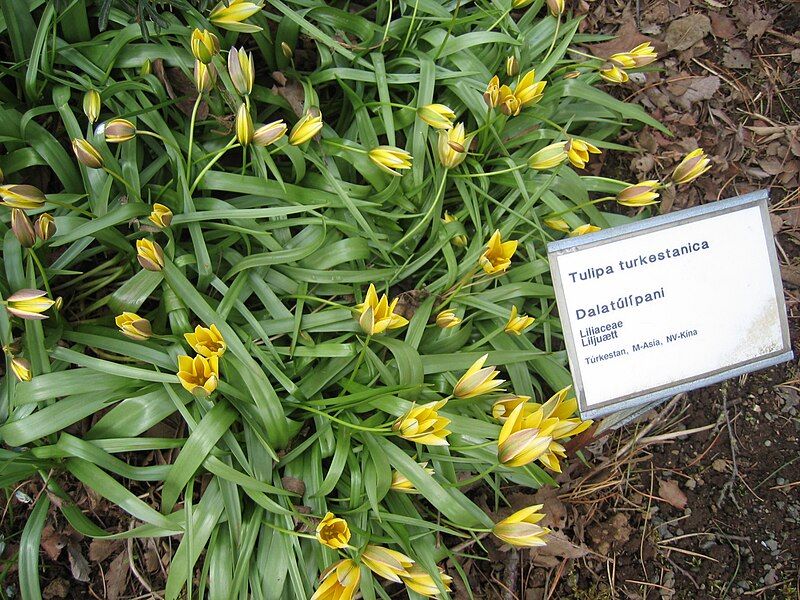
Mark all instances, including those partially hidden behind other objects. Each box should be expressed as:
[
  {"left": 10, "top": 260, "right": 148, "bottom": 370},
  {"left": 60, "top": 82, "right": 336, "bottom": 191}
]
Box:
[{"left": 548, "top": 194, "right": 791, "bottom": 419}]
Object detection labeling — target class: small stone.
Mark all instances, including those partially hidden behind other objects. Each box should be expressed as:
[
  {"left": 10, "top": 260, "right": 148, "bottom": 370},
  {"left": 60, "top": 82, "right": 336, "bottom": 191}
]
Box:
[{"left": 764, "top": 440, "right": 772, "bottom": 447}]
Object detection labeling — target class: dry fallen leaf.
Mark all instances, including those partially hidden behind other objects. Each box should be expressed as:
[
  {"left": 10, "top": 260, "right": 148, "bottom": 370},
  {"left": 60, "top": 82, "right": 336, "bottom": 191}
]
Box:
[
  {"left": 709, "top": 13, "right": 737, "bottom": 39},
  {"left": 105, "top": 550, "right": 130, "bottom": 600},
  {"left": 67, "top": 542, "right": 91, "bottom": 582},
  {"left": 89, "top": 538, "right": 122, "bottom": 562},
  {"left": 676, "top": 75, "right": 720, "bottom": 109},
  {"left": 530, "top": 530, "right": 590, "bottom": 567},
  {"left": 658, "top": 479, "right": 688, "bottom": 509},
  {"left": 40, "top": 524, "right": 66, "bottom": 561},
  {"left": 745, "top": 19, "right": 772, "bottom": 40},
  {"left": 665, "top": 14, "right": 712, "bottom": 51}
]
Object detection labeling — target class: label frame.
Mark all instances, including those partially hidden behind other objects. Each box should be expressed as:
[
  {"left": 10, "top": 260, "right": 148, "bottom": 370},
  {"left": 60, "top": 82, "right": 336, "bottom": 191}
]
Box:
[{"left": 547, "top": 190, "right": 793, "bottom": 420}]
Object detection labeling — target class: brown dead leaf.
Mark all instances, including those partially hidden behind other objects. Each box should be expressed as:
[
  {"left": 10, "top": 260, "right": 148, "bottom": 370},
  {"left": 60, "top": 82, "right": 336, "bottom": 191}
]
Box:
[
  {"left": 105, "top": 550, "right": 130, "bottom": 600},
  {"left": 89, "top": 538, "right": 122, "bottom": 562},
  {"left": 722, "top": 48, "right": 751, "bottom": 69},
  {"left": 665, "top": 14, "right": 711, "bottom": 51},
  {"left": 710, "top": 13, "right": 737, "bottom": 39},
  {"left": 674, "top": 75, "right": 720, "bottom": 110},
  {"left": 658, "top": 479, "right": 688, "bottom": 509},
  {"left": 530, "top": 531, "right": 589, "bottom": 568},
  {"left": 746, "top": 19, "right": 772, "bottom": 40},
  {"left": 272, "top": 72, "right": 306, "bottom": 118},
  {"left": 281, "top": 476, "right": 306, "bottom": 496},
  {"left": 759, "top": 157, "right": 785, "bottom": 176},
  {"left": 42, "top": 578, "right": 70, "bottom": 600},
  {"left": 781, "top": 265, "right": 800, "bottom": 288},
  {"left": 41, "top": 524, "right": 66, "bottom": 561},
  {"left": 533, "top": 487, "right": 567, "bottom": 529},
  {"left": 67, "top": 542, "right": 91, "bottom": 583}
]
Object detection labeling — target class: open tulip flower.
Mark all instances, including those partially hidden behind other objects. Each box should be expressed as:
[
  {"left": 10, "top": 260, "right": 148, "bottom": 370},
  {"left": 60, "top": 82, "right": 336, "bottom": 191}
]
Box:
[
  {"left": 401, "top": 565, "right": 453, "bottom": 597},
  {"left": 361, "top": 545, "right": 414, "bottom": 582},
  {"left": 355, "top": 283, "right": 408, "bottom": 335},
  {"left": 504, "top": 305, "right": 535, "bottom": 335},
  {"left": 492, "top": 505, "right": 551, "bottom": 547},
  {"left": 6, "top": 289, "right": 55, "bottom": 320},
  {"left": 479, "top": 229, "right": 518, "bottom": 275},
  {"left": 311, "top": 559, "right": 360, "bottom": 600},
  {"left": 497, "top": 402, "right": 557, "bottom": 467},
  {"left": 671, "top": 148, "right": 712, "bottom": 185},
  {"left": 185, "top": 324, "right": 226, "bottom": 358},
  {"left": 393, "top": 400, "right": 451, "bottom": 446},
  {"left": 315, "top": 512, "right": 351, "bottom": 549},
  {"left": 177, "top": 354, "right": 219, "bottom": 397},
  {"left": 453, "top": 353, "right": 505, "bottom": 398}
]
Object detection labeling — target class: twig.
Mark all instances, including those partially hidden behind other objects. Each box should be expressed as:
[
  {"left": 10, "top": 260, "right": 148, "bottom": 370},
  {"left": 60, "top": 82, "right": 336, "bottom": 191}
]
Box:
[
  {"left": 501, "top": 549, "right": 520, "bottom": 600},
  {"left": 716, "top": 386, "right": 741, "bottom": 509}
]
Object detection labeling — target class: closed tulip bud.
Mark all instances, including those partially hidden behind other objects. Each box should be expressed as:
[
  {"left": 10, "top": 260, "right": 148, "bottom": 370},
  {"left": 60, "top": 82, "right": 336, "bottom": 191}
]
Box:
[
  {"left": 315, "top": 512, "right": 351, "bottom": 549},
  {"left": 504, "top": 305, "right": 535, "bottom": 335},
  {"left": 479, "top": 229, "right": 518, "bottom": 275},
  {"left": 528, "top": 142, "right": 568, "bottom": 170},
  {"left": 148, "top": 203, "right": 173, "bottom": 228},
  {"left": 417, "top": 103, "right": 455, "bottom": 130},
  {"left": 492, "top": 395, "right": 532, "bottom": 421},
  {"left": 310, "top": 559, "right": 360, "bottom": 600},
  {"left": 564, "top": 138, "right": 601, "bottom": 169},
  {"left": 104, "top": 119, "right": 137, "bottom": 143},
  {"left": 184, "top": 324, "right": 226, "bottom": 358},
  {"left": 115, "top": 312, "right": 152, "bottom": 341},
  {"left": 437, "top": 122, "right": 468, "bottom": 169},
  {"left": 506, "top": 56, "right": 519, "bottom": 77},
  {"left": 483, "top": 76, "right": 500, "bottom": 108},
  {"left": 209, "top": 0, "right": 263, "bottom": 33},
  {"left": 228, "top": 47, "right": 255, "bottom": 95},
  {"left": 10, "top": 357, "right": 32, "bottom": 382},
  {"left": 564, "top": 70, "right": 581, "bottom": 79},
  {"left": 497, "top": 85, "right": 520, "bottom": 116},
  {"left": 629, "top": 42, "right": 658, "bottom": 67},
  {"left": 194, "top": 60, "right": 217, "bottom": 94},
  {"left": 281, "top": 42, "right": 293, "bottom": 59},
  {"left": 368, "top": 145, "right": 413, "bottom": 176},
  {"left": 6, "top": 289, "right": 55, "bottom": 320},
  {"left": 599, "top": 63, "right": 628, "bottom": 83},
  {"left": 253, "top": 120, "right": 287, "bottom": 147},
  {"left": 546, "top": 0, "right": 565, "bottom": 16},
  {"left": 493, "top": 505, "right": 550, "bottom": 547},
  {"left": 136, "top": 238, "right": 165, "bottom": 271},
  {"left": 72, "top": 138, "right": 104, "bottom": 169},
  {"left": 83, "top": 89, "right": 101, "bottom": 124},
  {"left": 11, "top": 208, "right": 35, "bottom": 248},
  {"left": 442, "top": 211, "right": 467, "bottom": 247},
  {"left": 671, "top": 148, "right": 711, "bottom": 185},
  {"left": 390, "top": 462, "right": 434, "bottom": 493},
  {"left": 544, "top": 217, "right": 570, "bottom": 232},
  {"left": 177, "top": 354, "right": 219, "bottom": 397},
  {"left": 361, "top": 545, "right": 414, "bottom": 583},
  {"left": 289, "top": 111, "right": 324, "bottom": 145},
  {"left": 435, "top": 309, "right": 461, "bottom": 329},
  {"left": 235, "top": 104, "right": 254, "bottom": 146},
  {"left": 34, "top": 213, "right": 56, "bottom": 241},
  {"left": 53, "top": 296, "right": 63, "bottom": 311},
  {"left": 355, "top": 283, "right": 408, "bottom": 335},
  {"left": 0, "top": 166, "right": 4, "bottom": 184},
  {"left": 191, "top": 28, "right": 220, "bottom": 64},
  {"left": 0, "top": 184, "right": 46, "bottom": 210},
  {"left": 512, "top": 0, "right": 534, "bottom": 7},
  {"left": 454, "top": 353, "right": 505, "bottom": 398},
  {"left": 616, "top": 180, "right": 660, "bottom": 207},
  {"left": 393, "top": 400, "right": 451, "bottom": 446},
  {"left": 401, "top": 565, "right": 453, "bottom": 598},
  {"left": 140, "top": 59, "right": 152, "bottom": 77},
  {"left": 570, "top": 223, "right": 601, "bottom": 236},
  {"left": 514, "top": 70, "right": 546, "bottom": 107}
]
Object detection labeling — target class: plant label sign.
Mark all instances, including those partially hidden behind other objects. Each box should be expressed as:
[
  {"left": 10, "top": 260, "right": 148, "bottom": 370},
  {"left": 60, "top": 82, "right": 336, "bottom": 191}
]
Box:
[{"left": 548, "top": 190, "right": 792, "bottom": 420}]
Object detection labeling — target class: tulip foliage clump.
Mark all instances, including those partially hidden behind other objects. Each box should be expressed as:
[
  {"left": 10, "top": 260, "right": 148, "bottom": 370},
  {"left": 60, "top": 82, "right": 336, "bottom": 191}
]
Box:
[{"left": 0, "top": 1, "right": 701, "bottom": 598}]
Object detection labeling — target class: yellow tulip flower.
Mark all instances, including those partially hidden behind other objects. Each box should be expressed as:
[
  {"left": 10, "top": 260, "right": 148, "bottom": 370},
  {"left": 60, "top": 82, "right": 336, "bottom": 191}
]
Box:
[
  {"left": 616, "top": 180, "right": 660, "bottom": 207},
  {"left": 565, "top": 138, "right": 601, "bottom": 169},
  {"left": 479, "top": 229, "right": 518, "bottom": 275},
  {"left": 11, "top": 208, "right": 35, "bottom": 248},
  {"left": 185, "top": 324, "right": 227, "bottom": 358},
  {"left": 417, "top": 103, "right": 455, "bottom": 130},
  {"left": 393, "top": 400, "right": 451, "bottom": 446},
  {"left": 435, "top": 309, "right": 461, "bottom": 329},
  {"left": 355, "top": 283, "right": 408, "bottom": 335},
  {"left": 136, "top": 239, "right": 164, "bottom": 271},
  {"left": 115, "top": 312, "right": 152, "bottom": 341},
  {"left": 390, "top": 462, "right": 434, "bottom": 493},
  {"left": 0, "top": 184, "right": 46, "bottom": 210},
  {"left": 543, "top": 217, "right": 570, "bottom": 232},
  {"left": 528, "top": 142, "right": 568, "bottom": 170},
  {"left": 497, "top": 403, "right": 557, "bottom": 467},
  {"left": 442, "top": 211, "right": 468, "bottom": 247},
  {"left": 453, "top": 353, "right": 505, "bottom": 398},
  {"left": 194, "top": 60, "right": 216, "bottom": 94},
  {"left": 253, "top": 120, "right": 287, "bottom": 147},
  {"left": 514, "top": 70, "right": 546, "bottom": 108},
  {"left": 315, "top": 512, "right": 351, "bottom": 549},
  {"left": 483, "top": 76, "right": 500, "bottom": 108},
  {"left": 34, "top": 213, "right": 56, "bottom": 241},
  {"left": 437, "top": 122, "right": 468, "bottom": 169},
  {"left": 5, "top": 289, "right": 55, "bottom": 320},
  {"left": 361, "top": 545, "right": 414, "bottom": 583},
  {"left": 72, "top": 138, "right": 103, "bottom": 169},
  {"left": 289, "top": 111, "right": 323, "bottom": 145},
  {"left": 497, "top": 85, "right": 521, "bottom": 116},
  {"left": 506, "top": 56, "right": 519, "bottom": 77},
  {"left": 546, "top": 0, "right": 565, "bottom": 16},
  {"left": 492, "top": 395, "right": 532, "bottom": 421},
  {"left": 191, "top": 28, "right": 220, "bottom": 64},
  {"left": 368, "top": 146, "right": 413, "bottom": 176},
  {"left": 209, "top": 0, "right": 263, "bottom": 32},
  {"left": 504, "top": 305, "right": 535, "bottom": 335},
  {"left": 10, "top": 357, "right": 32, "bottom": 382},
  {"left": 311, "top": 559, "right": 360, "bottom": 600},
  {"left": 401, "top": 565, "right": 453, "bottom": 598},
  {"left": 104, "top": 119, "right": 137, "bottom": 143},
  {"left": 148, "top": 203, "right": 173, "bottom": 228},
  {"left": 569, "top": 224, "right": 601, "bottom": 236},
  {"left": 177, "top": 354, "right": 219, "bottom": 397},
  {"left": 228, "top": 47, "right": 255, "bottom": 95},
  {"left": 671, "top": 148, "right": 711, "bottom": 185},
  {"left": 83, "top": 89, "right": 101, "bottom": 124},
  {"left": 599, "top": 63, "right": 629, "bottom": 83},
  {"left": 492, "top": 505, "right": 551, "bottom": 547},
  {"left": 235, "top": 103, "right": 254, "bottom": 146}
]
